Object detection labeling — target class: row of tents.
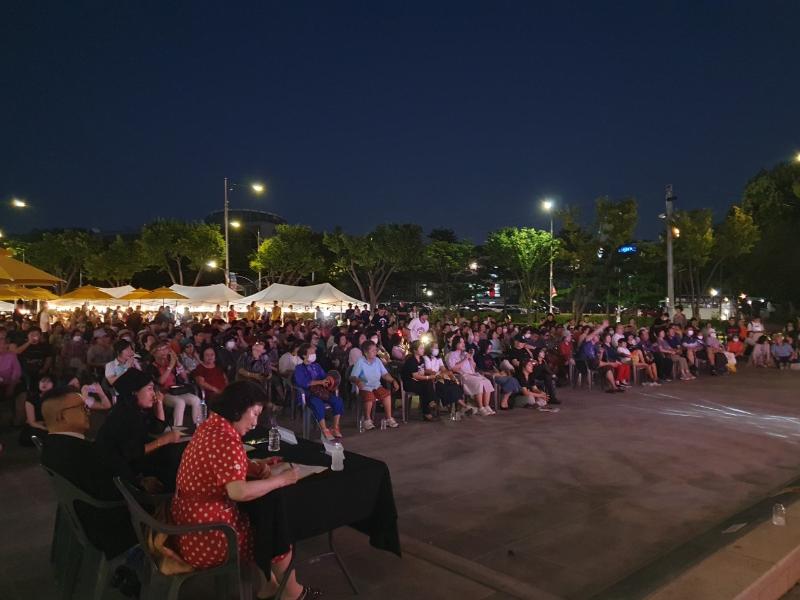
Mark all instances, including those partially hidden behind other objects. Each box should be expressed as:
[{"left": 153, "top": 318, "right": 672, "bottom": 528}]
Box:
[{"left": 0, "top": 248, "right": 364, "bottom": 313}]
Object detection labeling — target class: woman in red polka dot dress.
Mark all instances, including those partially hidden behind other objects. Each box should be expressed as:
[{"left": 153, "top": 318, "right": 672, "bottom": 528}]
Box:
[{"left": 171, "top": 381, "right": 320, "bottom": 600}]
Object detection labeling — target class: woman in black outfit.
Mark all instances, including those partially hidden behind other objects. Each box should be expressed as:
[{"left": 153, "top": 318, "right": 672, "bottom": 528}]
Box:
[
  {"left": 95, "top": 368, "right": 184, "bottom": 490},
  {"left": 401, "top": 341, "right": 440, "bottom": 421}
]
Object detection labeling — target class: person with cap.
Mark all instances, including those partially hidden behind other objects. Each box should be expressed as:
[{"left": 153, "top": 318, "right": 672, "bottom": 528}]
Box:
[{"left": 95, "top": 368, "right": 184, "bottom": 491}]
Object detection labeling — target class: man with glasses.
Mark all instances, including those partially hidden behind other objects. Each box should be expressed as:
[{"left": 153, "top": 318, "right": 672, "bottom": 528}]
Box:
[{"left": 40, "top": 387, "right": 136, "bottom": 559}]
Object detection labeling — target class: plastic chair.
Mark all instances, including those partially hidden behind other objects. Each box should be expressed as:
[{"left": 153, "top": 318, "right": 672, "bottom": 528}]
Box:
[
  {"left": 31, "top": 434, "right": 71, "bottom": 580},
  {"left": 41, "top": 466, "right": 130, "bottom": 600},
  {"left": 113, "top": 477, "right": 251, "bottom": 600}
]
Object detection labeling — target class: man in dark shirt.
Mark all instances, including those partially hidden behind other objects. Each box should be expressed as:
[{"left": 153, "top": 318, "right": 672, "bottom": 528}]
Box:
[
  {"left": 372, "top": 304, "right": 391, "bottom": 345},
  {"left": 41, "top": 387, "right": 136, "bottom": 559},
  {"left": 16, "top": 326, "right": 53, "bottom": 391}
]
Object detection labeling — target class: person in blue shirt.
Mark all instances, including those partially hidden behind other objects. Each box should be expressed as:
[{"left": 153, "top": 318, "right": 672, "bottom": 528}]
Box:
[
  {"left": 292, "top": 343, "right": 344, "bottom": 440},
  {"left": 771, "top": 334, "right": 796, "bottom": 369},
  {"left": 350, "top": 341, "right": 400, "bottom": 430}
]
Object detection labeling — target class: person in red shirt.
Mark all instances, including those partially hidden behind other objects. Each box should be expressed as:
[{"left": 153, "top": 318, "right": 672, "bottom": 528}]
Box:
[
  {"left": 192, "top": 346, "right": 228, "bottom": 403},
  {"left": 227, "top": 305, "right": 237, "bottom": 323},
  {"left": 171, "top": 381, "right": 318, "bottom": 599}
]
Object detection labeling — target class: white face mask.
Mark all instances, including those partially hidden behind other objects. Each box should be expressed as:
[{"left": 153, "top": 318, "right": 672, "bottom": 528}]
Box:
[
  {"left": 432, "top": 348, "right": 440, "bottom": 357},
  {"left": 225, "top": 340, "right": 236, "bottom": 350},
  {"left": 524, "top": 333, "right": 531, "bottom": 339},
  {"left": 307, "top": 353, "right": 317, "bottom": 363},
  {"left": 72, "top": 335, "right": 82, "bottom": 342}
]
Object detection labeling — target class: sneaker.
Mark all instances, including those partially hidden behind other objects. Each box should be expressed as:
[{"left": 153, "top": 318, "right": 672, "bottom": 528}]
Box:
[
  {"left": 652, "top": 381, "right": 662, "bottom": 386},
  {"left": 386, "top": 417, "right": 399, "bottom": 428},
  {"left": 363, "top": 419, "right": 375, "bottom": 431},
  {"left": 332, "top": 427, "right": 343, "bottom": 439},
  {"left": 537, "top": 406, "right": 560, "bottom": 413},
  {"left": 321, "top": 428, "right": 335, "bottom": 442},
  {"left": 485, "top": 407, "right": 497, "bottom": 415}
]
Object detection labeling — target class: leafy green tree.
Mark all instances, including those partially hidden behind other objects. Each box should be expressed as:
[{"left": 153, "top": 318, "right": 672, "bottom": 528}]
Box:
[
  {"left": 423, "top": 237, "right": 474, "bottom": 307},
  {"left": 673, "top": 208, "right": 714, "bottom": 316},
  {"left": 138, "top": 220, "right": 224, "bottom": 285},
  {"left": 26, "top": 230, "right": 102, "bottom": 291},
  {"left": 737, "top": 161, "right": 800, "bottom": 308},
  {"left": 84, "top": 236, "right": 145, "bottom": 286},
  {"left": 250, "top": 224, "right": 326, "bottom": 286},
  {"left": 701, "top": 206, "right": 759, "bottom": 296},
  {"left": 484, "top": 227, "right": 558, "bottom": 312},
  {"left": 559, "top": 197, "right": 638, "bottom": 319},
  {"left": 324, "top": 224, "right": 424, "bottom": 308}
]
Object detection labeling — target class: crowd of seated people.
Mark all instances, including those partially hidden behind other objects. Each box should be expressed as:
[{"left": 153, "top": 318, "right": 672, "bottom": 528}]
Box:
[{"left": 1, "top": 299, "right": 799, "bottom": 599}]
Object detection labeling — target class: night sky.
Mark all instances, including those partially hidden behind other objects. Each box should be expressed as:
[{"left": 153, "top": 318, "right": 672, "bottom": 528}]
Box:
[{"left": 2, "top": 1, "right": 798, "bottom": 242}]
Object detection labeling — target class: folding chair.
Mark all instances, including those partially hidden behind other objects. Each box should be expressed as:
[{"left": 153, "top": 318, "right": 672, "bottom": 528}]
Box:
[
  {"left": 41, "top": 466, "right": 130, "bottom": 600},
  {"left": 114, "top": 478, "right": 251, "bottom": 600}
]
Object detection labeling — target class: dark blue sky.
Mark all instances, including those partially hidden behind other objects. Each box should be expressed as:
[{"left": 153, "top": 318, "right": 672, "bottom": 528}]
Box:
[{"left": 2, "top": 1, "right": 798, "bottom": 241}]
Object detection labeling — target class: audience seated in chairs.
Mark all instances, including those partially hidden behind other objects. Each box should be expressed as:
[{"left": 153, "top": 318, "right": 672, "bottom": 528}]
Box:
[
  {"left": 446, "top": 336, "right": 495, "bottom": 415},
  {"left": 422, "top": 342, "right": 466, "bottom": 413},
  {"left": 401, "top": 340, "right": 441, "bottom": 422},
  {"left": 149, "top": 341, "right": 202, "bottom": 427}
]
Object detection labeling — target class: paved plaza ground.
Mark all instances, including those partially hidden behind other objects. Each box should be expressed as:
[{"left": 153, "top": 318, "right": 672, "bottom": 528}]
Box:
[{"left": 1, "top": 368, "right": 799, "bottom": 600}]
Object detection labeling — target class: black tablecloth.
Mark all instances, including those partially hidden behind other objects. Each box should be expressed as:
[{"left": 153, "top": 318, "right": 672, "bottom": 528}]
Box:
[{"left": 241, "top": 430, "right": 401, "bottom": 567}]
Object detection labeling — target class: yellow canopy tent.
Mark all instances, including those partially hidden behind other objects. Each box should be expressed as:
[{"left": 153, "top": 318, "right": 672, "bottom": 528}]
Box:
[
  {"left": 59, "top": 285, "right": 115, "bottom": 301},
  {"left": 142, "top": 287, "right": 188, "bottom": 301},
  {"left": 0, "top": 285, "right": 57, "bottom": 301},
  {"left": 118, "top": 288, "right": 153, "bottom": 301},
  {"left": 0, "top": 249, "right": 63, "bottom": 286},
  {"left": 29, "top": 287, "right": 60, "bottom": 301}
]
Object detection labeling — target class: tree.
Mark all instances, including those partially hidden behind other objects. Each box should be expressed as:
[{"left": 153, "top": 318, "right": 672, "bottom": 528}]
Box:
[
  {"left": 84, "top": 236, "right": 145, "bottom": 286},
  {"left": 701, "top": 206, "right": 759, "bottom": 296},
  {"left": 484, "top": 227, "right": 558, "bottom": 313},
  {"left": 250, "top": 224, "right": 326, "bottom": 286},
  {"left": 423, "top": 237, "right": 474, "bottom": 306},
  {"left": 324, "top": 224, "right": 424, "bottom": 308},
  {"left": 559, "top": 197, "right": 638, "bottom": 319},
  {"left": 737, "top": 161, "right": 800, "bottom": 308},
  {"left": 673, "top": 209, "right": 714, "bottom": 316},
  {"left": 26, "top": 230, "right": 102, "bottom": 291},
  {"left": 138, "top": 220, "right": 224, "bottom": 285}
]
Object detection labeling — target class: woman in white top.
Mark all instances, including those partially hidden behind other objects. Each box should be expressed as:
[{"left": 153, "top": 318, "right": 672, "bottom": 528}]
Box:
[
  {"left": 348, "top": 333, "right": 367, "bottom": 369},
  {"left": 423, "top": 343, "right": 464, "bottom": 410},
  {"left": 446, "top": 336, "right": 495, "bottom": 415}
]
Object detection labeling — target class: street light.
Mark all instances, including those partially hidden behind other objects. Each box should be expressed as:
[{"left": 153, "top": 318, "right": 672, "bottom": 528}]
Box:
[
  {"left": 541, "top": 198, "right": 555, "bottom": 313},
  {"left": 469, "top": 261, "right": 478, "bottom": 271},
  {"left": 11, "top": 198, "right": 27, "bottom": 208},
  {"left": 223, "top": 178, "right": 264, "bottom": 287},
  {"left": 230, "top": 220, "right": 241, "bottom": 229},
  {"left": 206, "top": 260, "right": 218, "bottom": 269},
  {"left": 709, "top": 288, "right": 719, "bottom": 297}
]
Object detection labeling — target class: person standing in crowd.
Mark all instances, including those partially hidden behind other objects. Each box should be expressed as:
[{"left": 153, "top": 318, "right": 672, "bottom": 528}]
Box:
[{"left": 407, "top": 309, "right": 430, "bottom": 342}]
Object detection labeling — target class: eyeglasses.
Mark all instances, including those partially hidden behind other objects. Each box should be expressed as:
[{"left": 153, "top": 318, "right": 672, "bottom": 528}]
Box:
[{"left": 60, "top": 403, "right": 91, "bottom": 418}]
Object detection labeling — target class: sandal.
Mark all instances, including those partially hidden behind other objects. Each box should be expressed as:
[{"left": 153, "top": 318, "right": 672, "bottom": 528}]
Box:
[
  {"left": 332, "top": 427, "right": 343, "bottom": 439},
  {"left": 321, "top": 427, "right": 335, "bottom": 441}
]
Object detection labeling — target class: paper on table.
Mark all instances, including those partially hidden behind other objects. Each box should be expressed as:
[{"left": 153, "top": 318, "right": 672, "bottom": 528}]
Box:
[
  {"left": 294, "top": 464, "right": 328, "bottom": 480},
  {"left": 243, "top": 444, "right": 256, "bottom": 453},
  {"left": 277, "top": 426, "right": 298, "bottom": 445}
]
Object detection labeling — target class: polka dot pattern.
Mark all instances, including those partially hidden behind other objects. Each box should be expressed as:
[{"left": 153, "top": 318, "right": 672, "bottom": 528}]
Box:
[{"left": 171, "top": 412, "right": 253, "bottom": 568}]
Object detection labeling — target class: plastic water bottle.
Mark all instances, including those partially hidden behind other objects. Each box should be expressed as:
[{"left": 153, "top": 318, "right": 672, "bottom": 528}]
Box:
[
  {"left": 358, "top": 417, "right": 365, "bottom": 433},
  {"left": 268, "top": 419, "right": 281, "bottom": 452},
  {"left": 773, "top": 503, "right": 787, "bottom": 526},
  {"left": 196, "top": 401, "right": 208, "bottom": 427},
  {"left": 380, "top": 418, "right": 388, "bottom": 430},
  {"left": 331, "top": 442, "right": 344, "bottom": 471}
]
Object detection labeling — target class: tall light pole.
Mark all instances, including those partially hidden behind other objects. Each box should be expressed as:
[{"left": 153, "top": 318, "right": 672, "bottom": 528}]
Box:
[
  {"left": 224, "top": 178, "right": 231, "bottom": 287},
  {"left": 542, "top": 199, "right": 555, "bottom": 313},
  {"left": 665, "top": 185, "right": 676, "bottom": 317},
  {"left": 223, "top": 179, "right": 265, "bottom": 288}
]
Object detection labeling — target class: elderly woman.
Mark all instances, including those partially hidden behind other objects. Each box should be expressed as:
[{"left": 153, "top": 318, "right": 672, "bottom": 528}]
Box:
[
  {"left": 193, "top": 346, "right": 229, "bottom": 403},
  {"left": 171, "top": 381, "right": 317, "bottom": 600},
  {"left": 150, "top": 341, "right": 202, "bottom": 427},
  {"left": 292, "top": 343, "right": 344, "bottom": 440}
]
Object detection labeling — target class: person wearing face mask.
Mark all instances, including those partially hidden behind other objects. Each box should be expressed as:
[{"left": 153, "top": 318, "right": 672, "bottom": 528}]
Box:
[
  {"left": 292, "top": 343, "right": 344, "bottom": 440},
  {"left": 171, "top": 381, "right": 315, "bottom": 600},
  {"left": 61, "top": 328, "right": 89, "bottom": 371}
]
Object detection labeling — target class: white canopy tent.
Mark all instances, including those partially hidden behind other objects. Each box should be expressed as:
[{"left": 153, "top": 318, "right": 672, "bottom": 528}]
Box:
[
  {"left": 239, "top": 282, "right": 362, "bottom": 311},
  {"left": 99, "top": 285, "right": 136, "bottom": 299},
  {"left": 0, "top": 300, "right": 15, "bottom": 312},
  {"left": 170, "top": 284, "right": 244, "bottom": 306}
]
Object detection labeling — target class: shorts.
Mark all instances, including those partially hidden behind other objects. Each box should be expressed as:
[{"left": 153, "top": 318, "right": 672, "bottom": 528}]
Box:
[{"left": 359, "top": 387, "right": 390, "bottom": 402}]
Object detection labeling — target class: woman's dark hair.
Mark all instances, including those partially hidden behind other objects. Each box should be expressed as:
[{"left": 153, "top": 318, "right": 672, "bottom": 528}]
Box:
[
  {"left": 410, "top": 340, "right": 423, "bottom": 354},
  {"left": 297, "top": 343, "right": 312, "bottom": 359},
  {"left": 390, "top": 333, "right": 403, "bottom": 347},
  {"left": 114, "top": 339, "right": 132, "bottom": 358},
  {"left": 450, "top": 335, "right": 463, "bottom": 351},
  {"left": 213, "top": 380, "right": 268, "bottom": 422}
]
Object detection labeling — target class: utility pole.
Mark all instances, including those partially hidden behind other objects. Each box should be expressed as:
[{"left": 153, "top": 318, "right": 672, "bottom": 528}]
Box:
[
  {"left": 223, "top": 177, "right": 230, "bottom": 288},
  {"left": 665, "top": 184, "right": 676, "bottom": 317}
]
